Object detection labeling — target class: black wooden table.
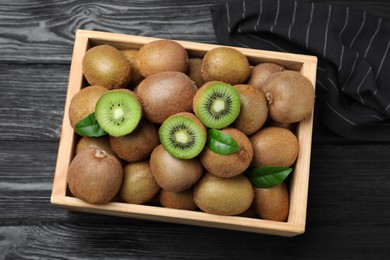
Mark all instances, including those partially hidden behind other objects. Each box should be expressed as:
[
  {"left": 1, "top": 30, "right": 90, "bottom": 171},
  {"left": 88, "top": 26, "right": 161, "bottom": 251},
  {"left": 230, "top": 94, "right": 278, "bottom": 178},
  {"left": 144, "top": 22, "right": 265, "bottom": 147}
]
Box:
[{"left": 1, "top": 1, "right": 389, "bottom": 259}]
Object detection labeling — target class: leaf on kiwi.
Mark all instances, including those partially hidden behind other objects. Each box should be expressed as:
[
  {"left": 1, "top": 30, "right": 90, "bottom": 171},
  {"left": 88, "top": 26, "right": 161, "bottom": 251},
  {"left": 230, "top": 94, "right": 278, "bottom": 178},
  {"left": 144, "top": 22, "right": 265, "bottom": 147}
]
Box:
[
  {"left": 75, "top": 112, "right": 107, "bottom": 137},
  {"left": 207, "top": 129, "right": 240, "bottom": 155},
  {"left": 246, "top": 166, "right": 292, "bottom": 188}
]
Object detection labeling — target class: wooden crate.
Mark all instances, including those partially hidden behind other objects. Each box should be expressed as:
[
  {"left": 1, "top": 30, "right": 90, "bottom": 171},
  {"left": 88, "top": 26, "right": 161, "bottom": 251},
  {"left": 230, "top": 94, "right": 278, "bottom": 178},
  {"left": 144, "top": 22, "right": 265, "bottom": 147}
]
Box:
[{"left": 51, "top": 29, "right": 317, "bottom": 237}]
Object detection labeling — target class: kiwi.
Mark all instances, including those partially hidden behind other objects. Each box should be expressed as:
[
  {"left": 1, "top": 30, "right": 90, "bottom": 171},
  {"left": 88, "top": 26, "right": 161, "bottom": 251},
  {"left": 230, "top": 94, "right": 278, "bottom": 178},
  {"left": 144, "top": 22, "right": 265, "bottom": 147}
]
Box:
[
  {"left": 136, "top": 71, "right": 197, "bottom": 124},
  {"left": 250, "top": 127, "right": 299, "bottom": 167},
  {"left": 137, "top": 39, "right": 188, "bottom": 78},
  {"left": 120, "top": 161, "right": 160, "bottom": 204},
  {"left": 159, "top": 189, "right": 197, "bottom": 210},
  {"left": 95, "top": 89, "right": 142, "bottom": 137},
  {"left": 261, "top": 71, "right": 315, "bottom": 123},
  {"left": 159, "top": 112, "right": 206, "bottom": 159},
  {"left": 150, "top": 144, "right": 203, "bottom": 192},
  {"left": 233, "top": 84, "right": 268, "bottom": 135},
  {"left": 82, "top": 45, "right": 132, "bottom": 89},
  {"left": 254, "top": 182, "right": 289, "bottom": 222},
  {"left": 109, "top": 119, "right": 159, "bottom": 163},
  {"left": 121, "top": 49, "right": 144, "bottom": 88},
  {"left": 67, "top": 148, "right": 123, "bottom": 204},
  {"left": 193, "top": 173, "right": 254, "bottom": 216},
  {"left": 201, "top": 47, "right": 251, "bottom": 85},
  {"left": 187, "top": 58, "right": 204, "bottom": 88},
  {"left": 193, "top": 81, "right": 241, "bottom": 129},
  {"left": 248, "top": 63, "right": 284, "bottom": 92},
  {"left": 200, "top": 127, "right": 253, "bottom": 178},
  {"left": 76, "top": 136, "right": 119, "bottom": 159},
  {"left": 69, "top": 85, "right": 108, "bottom": 128}
]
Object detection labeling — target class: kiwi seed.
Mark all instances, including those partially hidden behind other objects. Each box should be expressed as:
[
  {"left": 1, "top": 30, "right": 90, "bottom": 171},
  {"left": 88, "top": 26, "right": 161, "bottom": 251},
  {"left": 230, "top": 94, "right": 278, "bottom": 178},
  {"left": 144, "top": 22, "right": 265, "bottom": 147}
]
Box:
[{"left": 193, "top": 81, "right": 241, "bottom": 129}]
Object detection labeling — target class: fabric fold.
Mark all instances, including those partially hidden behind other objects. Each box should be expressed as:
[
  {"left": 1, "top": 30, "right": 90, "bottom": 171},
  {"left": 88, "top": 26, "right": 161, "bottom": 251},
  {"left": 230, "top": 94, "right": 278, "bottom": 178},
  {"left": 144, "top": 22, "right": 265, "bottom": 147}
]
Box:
[{"left": 211, "top": 0, "right": 390, "bottom": 141}]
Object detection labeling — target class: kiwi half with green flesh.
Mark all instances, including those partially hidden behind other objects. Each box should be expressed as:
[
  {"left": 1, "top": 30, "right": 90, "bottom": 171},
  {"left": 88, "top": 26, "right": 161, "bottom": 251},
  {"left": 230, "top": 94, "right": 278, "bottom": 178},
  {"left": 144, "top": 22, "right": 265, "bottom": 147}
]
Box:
[
  {"left": 233, "top": 84, "right": 268, "bottom": 135},
  {"left": 193, "top": 81, "right": 240, "bottom": 129},
  {"left": 137, "top": 39, "right": 188, "bottom": 78},
  {"left": 261, "top": 71, "right": 315, "bottom": 123},
  {"left": 109, "top": 119, "right": 159, "bottom": 163},
  {"left": 248, "top": 63, "right": 284, "bottom": 92},
  {"left": 200, "top": 127, "right": 253, "bottom": 178},
  {"left": 201, "top": 47, "right": 251, "bottom": 85},
  {"left": 136, "top": 71, "right": 197, "bottom": 124},
  {"left": 69, "top": 85, "right": 108, "bottom": 129},
  {"left": 82, "top": 45, "right": 132, "bottom": 89},
  {"left": 95, "top": 89, "right": 142, "bottom": 137},
  {"left": 150, "top": 144, "right": 203, "bottom": 192},
  {"left": 159, "top": 112, "right": 206, "bottom": 159}
]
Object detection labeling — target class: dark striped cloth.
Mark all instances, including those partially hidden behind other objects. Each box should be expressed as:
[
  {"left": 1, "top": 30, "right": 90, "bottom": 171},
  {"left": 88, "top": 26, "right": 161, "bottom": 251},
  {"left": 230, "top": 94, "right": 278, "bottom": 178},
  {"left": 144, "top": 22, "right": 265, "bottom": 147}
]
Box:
[{"left": 211, "top": 0, "right": 390, "bottom": 141}]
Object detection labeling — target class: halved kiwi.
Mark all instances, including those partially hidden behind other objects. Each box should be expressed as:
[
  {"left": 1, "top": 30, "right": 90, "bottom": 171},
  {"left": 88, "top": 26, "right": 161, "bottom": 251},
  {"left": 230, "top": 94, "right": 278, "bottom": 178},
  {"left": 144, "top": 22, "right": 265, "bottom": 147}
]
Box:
[
  {"left": 159, "top": 112, "right": 206, "bottom": 159},
  {"left": 193, "top": 81, "right": 240, "bottom": 129},
  {"left": 95, "top": 90, "right": 142, "bottom": 137}
]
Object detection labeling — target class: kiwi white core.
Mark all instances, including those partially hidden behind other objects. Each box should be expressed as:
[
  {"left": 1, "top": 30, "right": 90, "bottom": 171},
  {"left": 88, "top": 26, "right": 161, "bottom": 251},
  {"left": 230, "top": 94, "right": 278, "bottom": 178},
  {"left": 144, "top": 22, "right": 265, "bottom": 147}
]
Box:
[
  {"left": 175, "top": 130, "right": 189, "bottom": 144},
  {"left": 113, "top": 108, "right": 124, "bottom": 119},
  {"left": 212, "top": 99, "right": 225, "bottom": 113}
]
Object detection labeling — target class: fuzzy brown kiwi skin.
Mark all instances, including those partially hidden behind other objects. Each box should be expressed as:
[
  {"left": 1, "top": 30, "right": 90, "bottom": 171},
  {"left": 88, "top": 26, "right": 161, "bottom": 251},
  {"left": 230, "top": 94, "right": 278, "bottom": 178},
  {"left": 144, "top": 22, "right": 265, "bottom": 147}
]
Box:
[
  {"left": 82, "top": 45, "right": 132, "bottom": 89},
  {"left": 67, "top": 148, "right": 123, "bottom": 204},
  {"left": 250, "top": 127, "right": 299, "bottom": 167},
  {"left": 136, "top": 71, "right": 197, "bottom": 124},
  {"left": 261, "top": 71, "right": 315, "bottom": 123},
  {"left": 200, "top": 127, "right": 253, "bottom": 178},
  {"left": 120, "top": 161, "right": 160, "bottom": 204},
  {"left": 187, "top": 58, "right": 204, "bottom": 88},
  {"left": 248, "top": 63, "right": 284, "bottom": 92},
  {"left": 76, "top": 136, "right": 120, "bottom": 160},
  {"left": 137, "top": 40, "right": 188, "bottom": 78},
  {"left": 201, "top": 47, "right": 251, "bottom": 85},
  {"left": 69, "top": 85, "right": 108, "bottom": 128},
  {"left": 193, "top": 173, "right": 254, "bottom": 216},
  {"left": 121, "top": 49, "right": 144, "bottom": 88},
  {"left": 254, "top": 182, "right": 289, "bottom": 222},
  {"left": 159, "top": 189, "right": 198, "bottom": 210},
  {"left": 233, "top": 84, "right": 268, "bottom": 135},
  {"left": 150, "top": 144, "right": 203, "bottom": 193},
  {"left": 109, "top": 119, "right": 159, "bottom": 163}
]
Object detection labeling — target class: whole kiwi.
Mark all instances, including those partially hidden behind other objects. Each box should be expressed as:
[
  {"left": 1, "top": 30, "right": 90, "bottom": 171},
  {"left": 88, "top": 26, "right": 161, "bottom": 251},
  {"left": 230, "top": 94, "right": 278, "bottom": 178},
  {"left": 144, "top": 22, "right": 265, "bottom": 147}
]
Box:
[
  {"left": 67, "top": 148, "right": 123, "bottom": 204},
  {"left": 194, "top": 173, "right": 254, "bottom": 216},
  {"left": 254, "top": 182, "right": 289, "bottom": 222},
  {"left": 82, "top": 45, "right": 132, "bottom": 89},
  {"left": 261, "top": 71, "right": 315, "bottom": 123},
  {"left": 187, "top": 58, "right": 204, "bottom": 88},
  {"left": 120, "top": 161, "right": 160, "bottom": 204},
  {"left": 201, "top": 47, "right": 251, "bottom": 85},
  {"left": 159, "top": 189, "right": 198, "bottom": 210},
  {"left": 136, "top": 71, "right": 197, "bottom": 123},
  {"left": 76, "top": 136, "right": 119, "bottom": 160},
  {"left": 200, "top": 128, "right": 253, "bottom": 178},
  {"left": 248, "top": 63, "right": 284, "bottom": 92},
  {"left": 68, "top": 85, "right": 108, "bottom": 128},
  {"left": 121, "top": 49, "right": 144, "bottom": 88},
  {"left": 150, "top": 145, "right": 203, "bottom": 192},
  {"left": 233, "top": 84, "right": 268, "bottom": 135},
  {"left": 250, "top": 127, "right": 299, "bottom": 167},
  {"left": 109, "top": 119, "right": 159, "bottom": 163},
  {"left": 137, "top": 39, "right": 188, "bottom": 78}
]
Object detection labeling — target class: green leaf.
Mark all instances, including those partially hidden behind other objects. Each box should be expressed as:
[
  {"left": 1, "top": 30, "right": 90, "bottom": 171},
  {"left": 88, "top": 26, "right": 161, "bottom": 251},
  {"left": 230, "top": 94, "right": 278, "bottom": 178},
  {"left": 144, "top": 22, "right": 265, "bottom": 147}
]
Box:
[
  {"left": 75, "top": 112, "right": 107, "bottom": 137},
  {"left": 246, "top": 166, "right": 292, "bottom": 188},
  {"left": 207, "top": 129, "right": 240, "bottom": 155}
]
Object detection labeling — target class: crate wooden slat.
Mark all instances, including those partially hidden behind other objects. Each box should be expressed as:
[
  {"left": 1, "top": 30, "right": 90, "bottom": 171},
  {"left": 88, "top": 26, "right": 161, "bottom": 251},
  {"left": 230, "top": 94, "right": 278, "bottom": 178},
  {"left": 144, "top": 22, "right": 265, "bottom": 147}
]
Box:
[{"left": 51, "top": 29, "right": 317, "bottom": 237}]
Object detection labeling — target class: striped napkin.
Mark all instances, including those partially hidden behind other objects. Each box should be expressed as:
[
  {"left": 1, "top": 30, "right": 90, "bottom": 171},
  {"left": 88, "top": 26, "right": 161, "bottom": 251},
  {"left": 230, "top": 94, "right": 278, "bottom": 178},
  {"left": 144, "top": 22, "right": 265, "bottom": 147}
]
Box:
[{"left": 211, "top": 0, "right": 390, "bottom": 141}]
